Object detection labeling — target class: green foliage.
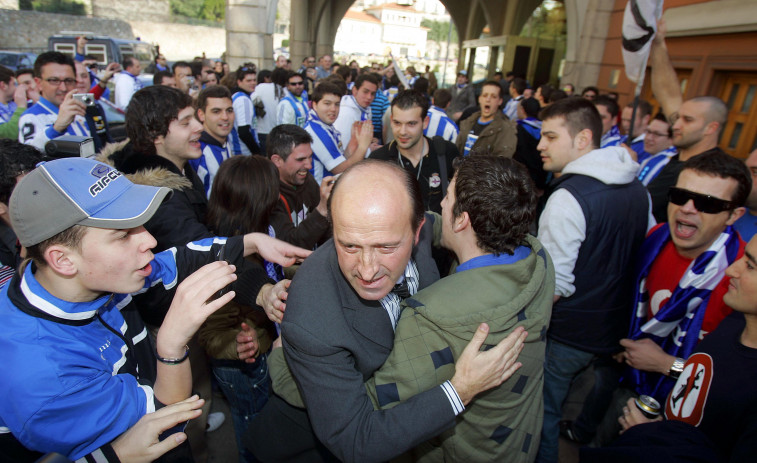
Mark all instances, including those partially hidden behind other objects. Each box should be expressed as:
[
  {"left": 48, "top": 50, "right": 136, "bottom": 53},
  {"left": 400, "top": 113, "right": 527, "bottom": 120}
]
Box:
[
  {"left": 171, "top": 0, "right": 225, "bottom": 22},
  {"left": 421, "top": 19, "right": 458, "bottom": 45},
  {"left": 282, "top": 39, "right": 290, "bottom": 47},
  {"left": 22, "top": 0, "right": 86, "bottom": 15},
  {"left": 200, "top": 0, "right": 225, "bottom": 21}
]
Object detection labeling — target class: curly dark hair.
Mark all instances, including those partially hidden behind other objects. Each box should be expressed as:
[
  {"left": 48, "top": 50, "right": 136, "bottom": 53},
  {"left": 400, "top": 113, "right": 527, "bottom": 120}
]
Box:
[
  {"left": 125, "top": 86, "right": 194, "bottom": 155},
  {"left": 391, "top": 89, "right": 429, "bottom": 120},
  {"left": 452, "top": 155, "right": 536, "bottom": 255},
  {"left": 0, "top": 139, "right": 45, "bottom": 205}
]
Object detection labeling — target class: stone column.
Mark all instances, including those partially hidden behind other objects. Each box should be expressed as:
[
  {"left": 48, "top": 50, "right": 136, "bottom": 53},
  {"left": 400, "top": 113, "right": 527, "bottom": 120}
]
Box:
[
  {"left": 289, "top": 0, "right": 311, "bottom": 68},
  {"left": 560, "top": 0, "right": 612, "bottom": 90},
  {"left": 226, "top": 0, "right": 275, "bottom": 70}
]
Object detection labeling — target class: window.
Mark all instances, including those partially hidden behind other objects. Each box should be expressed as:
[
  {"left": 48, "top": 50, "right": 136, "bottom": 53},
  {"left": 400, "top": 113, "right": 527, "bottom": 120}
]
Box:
[
  {"left": 718, "top": 72, "right": 757, "bottom": 158},
  {"left": 54, "top": 43, "right": 76, "bottom": 58},
  {"left": 85, "top": 44, "right": 107, "bottom": 65}
]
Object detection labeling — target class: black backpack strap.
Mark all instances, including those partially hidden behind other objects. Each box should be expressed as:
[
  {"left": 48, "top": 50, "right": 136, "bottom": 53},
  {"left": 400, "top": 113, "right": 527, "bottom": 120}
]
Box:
[{"left": 432, "top": 136, "right": 449, "bottom": 194}]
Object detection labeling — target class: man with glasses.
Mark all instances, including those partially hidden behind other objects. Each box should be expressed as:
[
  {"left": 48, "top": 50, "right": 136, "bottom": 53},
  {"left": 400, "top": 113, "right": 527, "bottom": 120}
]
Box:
[
  {"left": 298, "top": 56, "right": 316, "bottom": 74},
  {"left": 19, "top": 52, "right": 89, "bottom": 150},
  {"left": 277, "top": 71, "right": 309, "bottom": 127},
  {"left": 637, "top": 113, "right": 677, "bottom": 186},
  {"left": 563, "top": 150, "right": 750, "bottom": 448}
]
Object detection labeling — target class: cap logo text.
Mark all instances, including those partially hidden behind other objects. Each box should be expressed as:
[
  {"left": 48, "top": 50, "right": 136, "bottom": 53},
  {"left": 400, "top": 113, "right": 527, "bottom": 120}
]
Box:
[{"left": 89, "top": 170, "right": 122, "bottom": 197}]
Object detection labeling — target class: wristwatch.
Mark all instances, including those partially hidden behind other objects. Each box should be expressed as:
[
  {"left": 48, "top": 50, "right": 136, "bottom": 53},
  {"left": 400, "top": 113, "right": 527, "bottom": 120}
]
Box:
[{"left": 669, "top": 357, "right": 685, "bottom": 379}]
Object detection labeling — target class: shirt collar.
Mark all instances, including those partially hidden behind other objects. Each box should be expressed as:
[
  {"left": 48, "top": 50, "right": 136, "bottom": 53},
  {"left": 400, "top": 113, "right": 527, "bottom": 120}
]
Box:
[{"left": 456, "top": 246, "right": 530, "bottom": 273}]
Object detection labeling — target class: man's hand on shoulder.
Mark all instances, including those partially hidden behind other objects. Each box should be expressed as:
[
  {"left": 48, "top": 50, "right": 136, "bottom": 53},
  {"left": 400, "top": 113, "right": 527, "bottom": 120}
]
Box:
[
  {"left": 53, "top": 89, "right": 86, "bottom": 133},
  {"left": 450, "top": 324, "right": 527, "bottom": 405}
]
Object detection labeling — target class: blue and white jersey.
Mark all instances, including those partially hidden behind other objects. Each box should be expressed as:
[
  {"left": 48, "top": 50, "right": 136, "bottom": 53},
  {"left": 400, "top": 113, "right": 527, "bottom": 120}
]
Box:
[
  {"left": 0, "top": 100, "right": 17, "bottom": 124},
  {"left": 306, "top": 108, "right": 345, "bottom": 185},
  {"left": 189, "top": 131, "right": 235, "bottom": 197},
  {"left": 231, "top": 90, "right": 258, "bottom": 155},
  {"left": 277, "top": 91, "right": 309, "bottom": 127},
  {"left": 600, "top": 125, "right": 623, "bottom": 148},
  {"left": 620, "top": 133, "right": 647, "bottom": 162},
  {"left": 503, "top": 96, "right": 522, "bottom": 120},
  {"left": 517, "top": 117, "right": 542, "bottom": 140},
  {"left": 424, "top": 105, "right": 459, "bottom": 143},
  {"left": 18, "top": 96, "right": 90, "bottom": 150},
  {"left": 637, "top": 146, "right": 677, "bottom": 186}
]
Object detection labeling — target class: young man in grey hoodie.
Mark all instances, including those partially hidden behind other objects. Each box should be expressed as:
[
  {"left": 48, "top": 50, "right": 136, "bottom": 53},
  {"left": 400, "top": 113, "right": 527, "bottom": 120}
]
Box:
[{"left": 534, "top": 97, "right": 651, "bottom": 463}]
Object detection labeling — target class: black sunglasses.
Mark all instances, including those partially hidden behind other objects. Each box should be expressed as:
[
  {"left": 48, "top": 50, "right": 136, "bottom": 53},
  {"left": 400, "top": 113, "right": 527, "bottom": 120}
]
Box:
[{"left": 668, "top": 187, "right": 735, "bottom": 214}]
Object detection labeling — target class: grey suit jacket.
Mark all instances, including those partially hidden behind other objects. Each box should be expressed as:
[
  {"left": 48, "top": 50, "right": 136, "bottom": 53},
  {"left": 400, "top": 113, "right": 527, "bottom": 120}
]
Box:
[{"left": 281, "top": 216, "right": 455, "bottom": 463}]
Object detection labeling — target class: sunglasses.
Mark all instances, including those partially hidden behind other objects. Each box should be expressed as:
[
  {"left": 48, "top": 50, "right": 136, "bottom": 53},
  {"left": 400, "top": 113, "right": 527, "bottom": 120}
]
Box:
[{"left": 668, "top": 187, "right": 735, "bottom": 214}]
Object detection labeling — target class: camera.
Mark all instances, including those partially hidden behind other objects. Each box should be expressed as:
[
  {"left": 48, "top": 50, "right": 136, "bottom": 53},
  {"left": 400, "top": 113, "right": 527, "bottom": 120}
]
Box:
[
  {"left": 45, "top": 135, "right": 96, "bottom": 159},
  {"left": 73, "top": 93, "right": 95, "bottom": 107}
]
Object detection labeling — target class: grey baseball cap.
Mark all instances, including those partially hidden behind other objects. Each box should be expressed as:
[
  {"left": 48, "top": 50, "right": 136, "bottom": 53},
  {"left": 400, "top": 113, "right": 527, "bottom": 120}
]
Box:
[{"left": 10, "top": 157, "right": 171, "bottom": 247}]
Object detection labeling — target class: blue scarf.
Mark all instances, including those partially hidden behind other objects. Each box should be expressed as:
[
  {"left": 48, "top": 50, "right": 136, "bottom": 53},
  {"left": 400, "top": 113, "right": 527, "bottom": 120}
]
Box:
[
  {"left": 517, "top": 118, "right": 542, "bottom": 140},
  {"left": 600, "top": 125, "right": 622, "bottom": 148},
  {"left": 628, "top": 223, "right": 741, "bottom": 401},
  {"left": 265, "top": 225, "right": 284, "bottom": 282}
]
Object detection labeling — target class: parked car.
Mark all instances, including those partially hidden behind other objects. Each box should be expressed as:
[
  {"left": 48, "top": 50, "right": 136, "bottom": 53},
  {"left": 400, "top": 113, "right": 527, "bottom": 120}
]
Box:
[
  {"left": 0, "top": 51, "right": 37, "bottom": 71},
  {"left": 48, "top": 34, "right": 155, "bottom": 70}
]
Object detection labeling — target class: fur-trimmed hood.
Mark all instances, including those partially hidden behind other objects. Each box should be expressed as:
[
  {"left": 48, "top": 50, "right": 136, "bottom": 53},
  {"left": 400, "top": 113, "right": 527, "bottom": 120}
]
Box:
[{"left": 97, "top": 139, "right": 193, "bottom": 191}]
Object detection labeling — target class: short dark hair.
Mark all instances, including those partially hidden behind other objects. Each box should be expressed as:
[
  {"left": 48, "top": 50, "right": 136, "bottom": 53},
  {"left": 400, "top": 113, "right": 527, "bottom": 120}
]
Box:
[
  {"left": 311, "top": 81, "right": 344, "bottom": 103},
  {"left": 682, "top": 150, "right": 752, "bottom": 206},
  {"left": 152, "top": 70, "right": 173, "bottom": 86},
  {"left": 122, "top": 56, "right": 137, "bottom": 71},
  {"left": 520, "top": 97, "right": 541, "bottom": 119},
  {"left": 539, "top": 97, "right": 602, "bottom": 149},
  {"left": 126, "top": 86, "right": 194, "bottom": 155},
  {"left": 537, "top": 83, "right": 554, "bottom": 101},
  {"left": 286, "top": 70, "right": 304, "bottom": 84},
  {"left": 0, "top": 139, "right": 45, "bottom": 205},
  {"left": 581, "top": 86, "right": 599, "bottom": 97},
  {"left": 481, "top": 80, "right": 504, "bottom": 99},
  {"left": 235, "top": 65, "right": 256, "bottom": 83},
  {"left": 336, "top": 65, "right": 351, "bottom": 81},
  {"left": 391, "top": 89, "right": 429, "bottom": 120},
  {"left": 432, "top": 88, "right": 452, "bottom": 109},
  {"left": 328, "top": 159, "right": 425, "bottom": 233},
  {"left": 624, "top": 99, "right": 653, "bottom": 118},
  {"left": 172, "top": 61, "right": 191, "bottom": 75},
  {"left": 652, "top": 112, "right": 673, "bottom": 137},
  {"left": 354, "top": 73, "right": 379, "bottom": 91},
  {"left": 689, "top": 96, "right": 728, "bottom": 134},
  {"left": 594, "top": 95, "right": 620, "bottom": 118},
  {"left": 321, "top": 75, "right": 348, "bottom": 95},
  {"left": 33, "top": 51, "right": 74, "bottom": 78},
  {"left": 0, "top": 65, "right": 13, "bottom": 85},
  {"left": 196, "top": 85, "right": 231, "bottom": 112},
  {"left": 548, "top": 89, "right": 568, "bottom": 104},
  {"left": 266, "top": 124, "right": 313, "bottom": 161},
  {"left": 452, "top": 155, "right": 535, "bottom": 254},
  {"left": 413, "top": 77, "right": 429, "bottom": 94},
  {"left": 511, "top": 78, "right": 527, "bottom": 95}
]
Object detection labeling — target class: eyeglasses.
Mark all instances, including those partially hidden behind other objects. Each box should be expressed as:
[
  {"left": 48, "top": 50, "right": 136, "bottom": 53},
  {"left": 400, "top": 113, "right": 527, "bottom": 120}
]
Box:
[
  {"left": 668, "top": 187, "right": 735, "bottom": 214},
  {"left": 43, "top": 77, "right": 76, "bottom": 87},
  {"left": 289, "top": 81, "right": 304, "bottom": 86},
  {"left": 645, "top": 129, "right": 670, "bottom": 138}
]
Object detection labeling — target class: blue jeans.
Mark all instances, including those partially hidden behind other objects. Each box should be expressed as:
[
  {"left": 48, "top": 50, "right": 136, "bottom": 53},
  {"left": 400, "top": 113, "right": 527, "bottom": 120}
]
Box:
[
  {"left": 211, "top": 352, "right": 271, "bottom": 463},
  {"left": 536, "top": 339, "right": 618, "bottom": 463}
]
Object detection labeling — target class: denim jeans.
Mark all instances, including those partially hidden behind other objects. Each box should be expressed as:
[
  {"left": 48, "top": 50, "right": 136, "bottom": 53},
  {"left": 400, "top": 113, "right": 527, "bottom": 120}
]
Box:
[
  {"left": 211, "top": 352, "right": 271, "bottom": 463},
  {"left": 536, "top": 339, "right": 619, "bottom": 463}
]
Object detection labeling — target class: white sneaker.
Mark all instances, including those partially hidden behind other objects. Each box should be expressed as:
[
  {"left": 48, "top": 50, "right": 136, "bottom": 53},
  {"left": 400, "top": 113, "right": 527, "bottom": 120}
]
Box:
[{"left": 206, "top": 411, "right": 225, "bottom": 433}]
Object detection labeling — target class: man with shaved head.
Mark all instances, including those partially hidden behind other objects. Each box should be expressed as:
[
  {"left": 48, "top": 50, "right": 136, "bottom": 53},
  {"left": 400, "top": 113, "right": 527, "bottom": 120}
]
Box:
[
  {"left": 646, "top": 22, "right": 731, "bottom": 223},
  {"left": 247, "top": 160, "right": 526, "bottom": 462}
]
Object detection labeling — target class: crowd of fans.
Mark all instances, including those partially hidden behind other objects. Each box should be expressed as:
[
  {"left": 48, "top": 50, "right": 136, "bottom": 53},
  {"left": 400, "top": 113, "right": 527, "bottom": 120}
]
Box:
[{"left": 0, "top": 18, "right": 755, "bottom": 463}]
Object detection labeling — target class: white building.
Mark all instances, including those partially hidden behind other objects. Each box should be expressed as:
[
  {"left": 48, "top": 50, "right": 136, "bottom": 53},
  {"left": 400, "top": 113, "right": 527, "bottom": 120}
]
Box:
[
  {"left": 335, "top": 3, "right": 428, "bottom": 59},
  {"left": 333, "top": 9, "right": 384, "bottom": 56}
]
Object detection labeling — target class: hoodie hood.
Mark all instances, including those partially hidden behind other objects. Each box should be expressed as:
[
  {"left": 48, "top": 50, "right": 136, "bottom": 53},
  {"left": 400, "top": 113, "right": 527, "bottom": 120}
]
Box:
[
  {"left": 562, "top": 146, "right": 639, "bottom": 185},
  {"left": 97, "top": 140, "right": 193, "bottom": 191}
]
